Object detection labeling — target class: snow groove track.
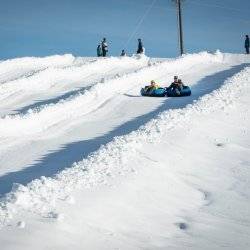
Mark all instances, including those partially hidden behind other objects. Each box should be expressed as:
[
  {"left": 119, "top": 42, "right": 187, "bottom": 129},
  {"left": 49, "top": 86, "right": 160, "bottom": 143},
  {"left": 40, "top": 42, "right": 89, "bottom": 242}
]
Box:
[
  {"left": 0, "top": 54, "right": 77, "bottom": 85},
  {"left": 0, "top": 55, "right": 138, "bottom": 95},
  {"left": 0, "top": 63, "right": 250, "bottom": 229},
  {"left": 0, "top": 55, "right": 149, "bottom": 116},
  {"left": 0, "top": 52, "right": 250, "bottom": 249},
  {"left": 0, "top": 52, "right": 228, "bottom": 136}
]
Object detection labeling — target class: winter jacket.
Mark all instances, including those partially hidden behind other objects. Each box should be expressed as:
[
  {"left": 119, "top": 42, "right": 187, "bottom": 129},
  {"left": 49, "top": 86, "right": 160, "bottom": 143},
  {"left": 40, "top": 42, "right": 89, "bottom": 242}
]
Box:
[
  {"left": 169, "top": 82, "right": 179, "bottom": 89},
  {"left": 121, "top": 51, "right": 126, "bottom": 56},
  {"left": 245, "top": 37, "right": 250, "bottom": 48},
  {"left": 102, "top": 41, "right": 108, "bottom": 52},
  {"left": 137, "top": 41, "right": 143, "bottom": 54}
]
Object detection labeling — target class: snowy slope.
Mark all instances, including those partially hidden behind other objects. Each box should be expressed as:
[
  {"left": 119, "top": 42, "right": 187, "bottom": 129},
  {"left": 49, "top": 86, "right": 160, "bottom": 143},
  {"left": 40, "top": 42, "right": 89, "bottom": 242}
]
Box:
[
  {"left": 0, "top": 55, "right": 149, "bottom": 116},
  {"left": 0, "top": 52, "right": 250, "bottom": 250}
]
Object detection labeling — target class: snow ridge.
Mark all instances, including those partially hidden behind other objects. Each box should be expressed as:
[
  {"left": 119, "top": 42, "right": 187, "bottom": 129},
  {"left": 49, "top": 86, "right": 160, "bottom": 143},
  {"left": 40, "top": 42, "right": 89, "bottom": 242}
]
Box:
[
  {"left": 0, "top": 55, "right": 147, "bottom": 101},
  {"left": 0, "top": 62, "right": 249, "bottom": 228},
  {"left": 0, "top": 54, "right": 76, "bottom": 85},
  {"left": 0, "top": 52, "right": 225, "bottom": 137}
]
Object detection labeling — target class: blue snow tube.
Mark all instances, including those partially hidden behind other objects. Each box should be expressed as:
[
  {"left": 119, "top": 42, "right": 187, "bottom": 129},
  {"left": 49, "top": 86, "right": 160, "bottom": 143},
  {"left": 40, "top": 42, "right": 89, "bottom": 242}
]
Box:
[
  {"left": 141, "top": 87, "right": 167, "bottom": 97},
  {"left": 166, "top": 86, "right": 191, "bottom": 97}
]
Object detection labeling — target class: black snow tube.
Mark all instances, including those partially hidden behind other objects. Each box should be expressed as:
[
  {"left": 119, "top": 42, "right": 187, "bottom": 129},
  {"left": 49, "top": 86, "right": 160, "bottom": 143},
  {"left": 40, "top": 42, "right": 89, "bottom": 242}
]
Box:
[{"left": 166, "top": 86, "right": 191, "bottom": 97}]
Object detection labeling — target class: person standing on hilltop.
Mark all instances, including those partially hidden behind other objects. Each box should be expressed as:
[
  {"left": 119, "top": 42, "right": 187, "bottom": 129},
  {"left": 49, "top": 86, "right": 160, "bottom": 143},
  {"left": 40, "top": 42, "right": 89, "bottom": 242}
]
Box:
[
  {"left": 120, "top": 49, "right": 126, "bottom": 56},
  {"left": 97, "top": 44, "right": 102, "bottom": 57},
  {"left": 101, "top": 38, "right": 108, "bottom": 57},
  {"left": 137, "top": 38, "right": 144, "bottom": 54},
  {"left": 245, "top": 35, "right": 249, "bottom": 54}
]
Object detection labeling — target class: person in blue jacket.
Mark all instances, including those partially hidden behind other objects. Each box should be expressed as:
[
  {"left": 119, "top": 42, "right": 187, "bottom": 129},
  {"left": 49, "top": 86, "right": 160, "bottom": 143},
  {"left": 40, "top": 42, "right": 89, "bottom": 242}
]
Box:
[
  {"left": 97, "top": 44, "right": 102, "bottom": 57},
  {"left": 245, "top": 35, "right": 249, "bottom": 54}
]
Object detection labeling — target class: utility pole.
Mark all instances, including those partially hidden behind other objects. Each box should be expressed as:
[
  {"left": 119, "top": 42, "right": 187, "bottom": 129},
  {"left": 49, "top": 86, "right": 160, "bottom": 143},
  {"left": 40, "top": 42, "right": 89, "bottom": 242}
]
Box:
[{"left": 176, "top": 0, "right": 184, "bottom": 55}]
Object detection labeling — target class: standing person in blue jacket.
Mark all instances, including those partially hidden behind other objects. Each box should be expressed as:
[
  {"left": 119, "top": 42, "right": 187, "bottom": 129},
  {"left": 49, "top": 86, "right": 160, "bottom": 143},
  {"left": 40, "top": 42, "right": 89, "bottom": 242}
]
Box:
[
  {"left": 245, "top": 35, "right": 249, "bottom": 54},
  {"left": 97, "top": 44, "right": 102, "bottom": 57},
  {"left": 101, "top": 38, "right": 108, "bottom": 57},
  {"left": 137, "top": 38, "right": 144, "bottom": 54}
]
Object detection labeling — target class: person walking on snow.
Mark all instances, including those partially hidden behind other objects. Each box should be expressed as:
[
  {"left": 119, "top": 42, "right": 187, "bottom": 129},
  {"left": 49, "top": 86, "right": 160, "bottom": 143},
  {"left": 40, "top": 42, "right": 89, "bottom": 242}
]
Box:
[
  {"left": 101, "top": 38, "right": 108, "bottom": 57},
  {"left": 97, "top": 44, "right": 102, "bottom": 57},
  {"left": 245, "top": 35, "right": 249, "bottom": 54},
  {"left": 137, "top": 38, "right": 144, "bottom": 54}
]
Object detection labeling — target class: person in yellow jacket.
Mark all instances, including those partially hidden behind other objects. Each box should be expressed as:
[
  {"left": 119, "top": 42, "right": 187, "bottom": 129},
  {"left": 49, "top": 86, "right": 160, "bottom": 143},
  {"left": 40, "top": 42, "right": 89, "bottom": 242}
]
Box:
[{"left": 145, "top": 80, "right": 159, "bottom": 92}]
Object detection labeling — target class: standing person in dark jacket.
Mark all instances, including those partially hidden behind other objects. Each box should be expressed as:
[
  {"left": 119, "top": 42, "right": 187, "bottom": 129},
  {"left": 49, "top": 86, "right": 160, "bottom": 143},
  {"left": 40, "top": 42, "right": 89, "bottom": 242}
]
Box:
[
  {"left": 137, "top": 38, "right": 143, "bottom": 54},
  {"left": 101, "top": 38, "right": 108, "bottom": 57},
  {"left": 120, "top": 49, "right": 126, "bottom": 56},
  {"left": 245, "top": 35, "right": 250, "bottom": 54}
]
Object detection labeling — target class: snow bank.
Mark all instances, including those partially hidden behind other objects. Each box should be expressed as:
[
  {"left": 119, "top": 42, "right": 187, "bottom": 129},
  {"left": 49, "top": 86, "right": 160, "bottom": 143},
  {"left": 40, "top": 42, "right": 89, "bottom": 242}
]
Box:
[
  {"left": 0, "top": 55, "right": 148, "bottom": 102},
  {"left": 1, "top": 62, "right": 249, "bottom": 228},
  {"left": 0, "top": 54, "right": 76, "bottom": 84},
  {"left": 0, "top": 51, "right": 226, "bottom": 137}
]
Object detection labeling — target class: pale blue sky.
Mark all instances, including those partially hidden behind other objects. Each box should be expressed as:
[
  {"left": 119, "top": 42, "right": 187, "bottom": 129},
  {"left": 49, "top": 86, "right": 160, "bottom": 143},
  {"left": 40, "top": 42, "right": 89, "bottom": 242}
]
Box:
[{"left": 0, "top": 0, "right": 249, "bottom": 59}]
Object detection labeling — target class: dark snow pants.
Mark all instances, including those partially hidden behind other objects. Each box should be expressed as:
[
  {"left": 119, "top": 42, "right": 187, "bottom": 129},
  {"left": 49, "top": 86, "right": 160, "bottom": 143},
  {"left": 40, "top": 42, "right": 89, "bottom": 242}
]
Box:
[{"left": 102, "top": 49, "right": 107, "bottom": 57}]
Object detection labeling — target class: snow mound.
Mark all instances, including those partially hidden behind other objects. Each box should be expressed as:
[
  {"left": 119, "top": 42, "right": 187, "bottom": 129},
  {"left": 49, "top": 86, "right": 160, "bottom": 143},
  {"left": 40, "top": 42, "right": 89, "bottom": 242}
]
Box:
[{"left": 0, "top": 54, "right": 76, "bottom": 84}]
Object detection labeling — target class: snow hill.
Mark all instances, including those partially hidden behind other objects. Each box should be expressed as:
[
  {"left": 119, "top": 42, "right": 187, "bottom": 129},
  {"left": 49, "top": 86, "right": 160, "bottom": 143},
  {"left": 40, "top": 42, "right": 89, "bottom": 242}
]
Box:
[{"left": 0, "top": 52, "right": 250, "bottom": 250}]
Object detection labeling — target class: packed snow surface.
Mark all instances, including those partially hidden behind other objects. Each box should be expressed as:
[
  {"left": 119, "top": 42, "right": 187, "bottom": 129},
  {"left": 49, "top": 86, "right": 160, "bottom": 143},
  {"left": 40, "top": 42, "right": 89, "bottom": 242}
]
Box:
[{"left": 0, "top": 52, "right": 250, "bottom": 249}]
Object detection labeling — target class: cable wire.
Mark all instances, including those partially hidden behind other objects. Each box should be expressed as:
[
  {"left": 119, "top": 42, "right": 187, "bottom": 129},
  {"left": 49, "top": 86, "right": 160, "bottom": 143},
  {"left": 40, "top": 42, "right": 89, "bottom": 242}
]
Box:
[
  {"left": 188, "top": 0, "right": 249, "bottom": 13},
  {"left": 122, "top": 0, "right": 157, "bottom": 50}
]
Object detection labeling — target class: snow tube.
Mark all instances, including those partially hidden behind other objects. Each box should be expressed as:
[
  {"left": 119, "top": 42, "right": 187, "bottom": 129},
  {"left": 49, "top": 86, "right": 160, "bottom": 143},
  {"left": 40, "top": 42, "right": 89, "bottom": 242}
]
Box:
[
  {"left": 166, "top": 86, "right": 191, "bottom": 97},
  {"left": 141, "top": 87, "right": 167, "bottom": 97}
]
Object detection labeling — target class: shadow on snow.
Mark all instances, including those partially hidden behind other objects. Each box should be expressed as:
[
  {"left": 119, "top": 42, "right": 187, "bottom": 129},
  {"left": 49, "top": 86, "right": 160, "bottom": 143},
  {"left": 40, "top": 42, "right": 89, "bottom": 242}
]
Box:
[
  {"left": 15, "top": 85, "right": 93, "bottom": 114},
  {"left": 0, "top": 63, "right": 249, "bottom": 197}
]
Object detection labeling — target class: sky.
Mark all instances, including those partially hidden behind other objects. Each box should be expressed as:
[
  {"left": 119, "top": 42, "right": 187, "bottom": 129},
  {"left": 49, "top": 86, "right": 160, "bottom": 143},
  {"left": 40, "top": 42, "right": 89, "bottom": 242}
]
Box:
[{"left": 0, "top": 0, "right": 249, "bottom": 59}]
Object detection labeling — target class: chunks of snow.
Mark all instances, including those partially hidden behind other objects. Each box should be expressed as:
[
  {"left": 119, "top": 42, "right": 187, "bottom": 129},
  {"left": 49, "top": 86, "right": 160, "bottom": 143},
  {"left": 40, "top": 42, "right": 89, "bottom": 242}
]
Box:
[{"left": 16, "top": 221, "right": 25, "bottom": 229}]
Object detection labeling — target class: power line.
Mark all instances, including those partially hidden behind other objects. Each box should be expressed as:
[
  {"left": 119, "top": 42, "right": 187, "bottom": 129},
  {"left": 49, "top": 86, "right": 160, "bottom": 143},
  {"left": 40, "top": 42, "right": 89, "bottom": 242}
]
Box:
[
  {"left": 188, "top": 0, "right": 249, "bottom": 13},
  {"left": 123, "top": 0, "right": 157, "bottom": 50},
  {"left": 188, "top": 0, "right": 250, "bottom": 24}
]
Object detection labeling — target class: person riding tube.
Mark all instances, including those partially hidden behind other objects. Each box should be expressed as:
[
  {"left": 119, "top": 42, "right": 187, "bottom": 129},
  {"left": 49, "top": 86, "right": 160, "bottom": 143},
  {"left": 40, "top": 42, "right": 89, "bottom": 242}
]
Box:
[
  {"left": 145, "top": 80, "right": 159, "bottom": 92},
  {"left": 167, "top": 76, "right": 181, "bottom": 94},
  {"left": 166, "top": 76, "right": 191, "bottom": 97}
]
